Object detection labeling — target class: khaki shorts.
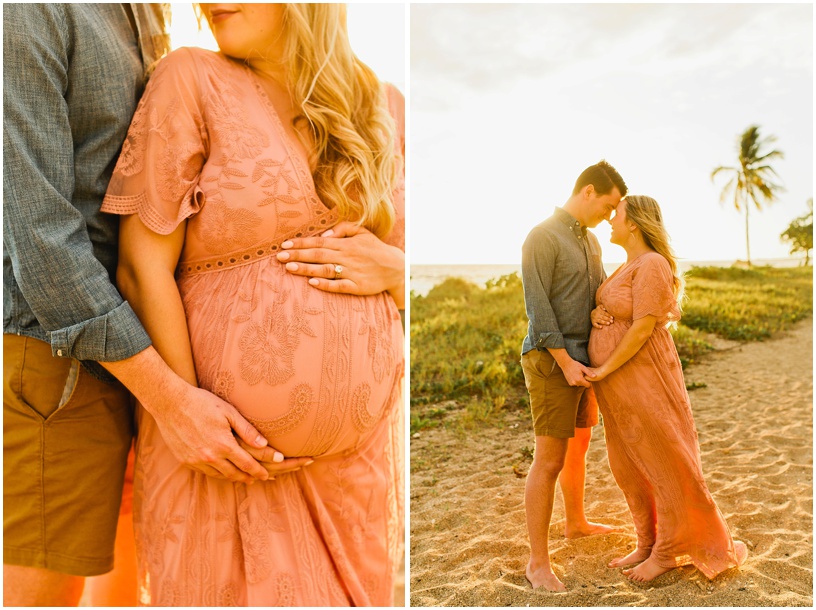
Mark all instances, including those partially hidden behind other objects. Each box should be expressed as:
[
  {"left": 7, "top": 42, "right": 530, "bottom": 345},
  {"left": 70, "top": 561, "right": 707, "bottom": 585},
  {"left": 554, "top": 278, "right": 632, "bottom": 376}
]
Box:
[
  {"left": 521, "top": 349, "right": 600, "bottom": 438},
  {"left": 4, "top": 334, "right": 134, "bottom": 576}
]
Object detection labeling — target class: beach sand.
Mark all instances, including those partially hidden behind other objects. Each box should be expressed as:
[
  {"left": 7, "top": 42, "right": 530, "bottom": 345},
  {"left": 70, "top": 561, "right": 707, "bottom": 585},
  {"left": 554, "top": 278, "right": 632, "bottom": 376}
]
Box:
[{"left": 410, "top": 317, "right": 813, "bottom": 606}]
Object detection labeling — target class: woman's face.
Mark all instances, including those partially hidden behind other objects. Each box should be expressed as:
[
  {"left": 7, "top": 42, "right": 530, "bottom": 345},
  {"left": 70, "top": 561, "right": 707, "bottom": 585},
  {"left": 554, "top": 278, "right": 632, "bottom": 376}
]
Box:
[
  {"left": 200, "top": 4, "right": 286, "bottom": 61},
  {"left": 608, "top": 199, "right": 630, "bottom": 246}
]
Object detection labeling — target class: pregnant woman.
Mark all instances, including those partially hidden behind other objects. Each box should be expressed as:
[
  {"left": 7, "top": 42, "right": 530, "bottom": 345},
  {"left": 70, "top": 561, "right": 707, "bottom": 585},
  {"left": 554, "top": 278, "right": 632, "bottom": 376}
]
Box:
[
  {"left": 101, "top": 4, "right": 404, "bottom": 605},
  {"left": 587, "top": 195, "right": 747, "bottom": 583}
]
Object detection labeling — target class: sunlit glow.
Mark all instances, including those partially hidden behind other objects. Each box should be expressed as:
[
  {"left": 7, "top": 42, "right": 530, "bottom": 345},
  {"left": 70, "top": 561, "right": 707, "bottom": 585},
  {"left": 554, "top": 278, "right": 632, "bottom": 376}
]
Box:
[
  {"left": 168, "top": 3, "right": 404, "bottom": 91},
  {"left": 411, "top": 4, "right": 812, "bottom": 265}
]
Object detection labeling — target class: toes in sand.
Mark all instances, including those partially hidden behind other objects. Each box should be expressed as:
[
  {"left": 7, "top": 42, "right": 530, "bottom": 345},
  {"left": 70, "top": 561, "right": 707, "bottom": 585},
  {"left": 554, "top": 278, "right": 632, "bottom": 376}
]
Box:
[
  {"left": 608, "top": 547, "right": 651, "bottom": 568},
  {"left": 622, "top": 557, "right": 673, "bottom": 582}
]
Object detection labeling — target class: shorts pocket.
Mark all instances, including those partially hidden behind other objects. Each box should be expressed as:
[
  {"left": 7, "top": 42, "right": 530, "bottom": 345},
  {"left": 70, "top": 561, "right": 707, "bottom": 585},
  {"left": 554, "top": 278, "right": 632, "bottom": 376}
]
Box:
[{"left": 14, "top": 337, "right": 77, "bottom": 421}]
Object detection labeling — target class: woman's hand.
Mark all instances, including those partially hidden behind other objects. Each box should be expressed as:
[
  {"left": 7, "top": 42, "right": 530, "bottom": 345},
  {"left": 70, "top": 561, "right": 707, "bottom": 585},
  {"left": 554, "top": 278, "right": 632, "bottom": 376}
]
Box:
[
  {"left": 275, "top": 221, "right": 405, "bottom": 308},
  {"left": 587, "top": 365, "right": 610, "bottom": 383},
  {"left": 235, "top": 437, "right": 315, "bottom": 480},
  {"left": 591, "top": 305, "right": 614, "bottom": 329}
]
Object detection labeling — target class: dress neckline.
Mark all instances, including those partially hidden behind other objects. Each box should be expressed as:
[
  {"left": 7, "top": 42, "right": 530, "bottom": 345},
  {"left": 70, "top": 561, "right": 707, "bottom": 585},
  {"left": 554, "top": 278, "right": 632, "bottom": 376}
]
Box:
[
  {"left": 238, "top": 59, "right": 333, "bottom": 218},
  {"left": 598, "top": 251, "right": 655, "bottom": 302}
]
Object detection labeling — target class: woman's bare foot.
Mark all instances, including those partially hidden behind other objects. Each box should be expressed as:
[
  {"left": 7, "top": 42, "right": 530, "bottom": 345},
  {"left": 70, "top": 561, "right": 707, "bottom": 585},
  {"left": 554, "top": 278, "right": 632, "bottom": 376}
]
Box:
[
  {"left": 608, "top": 547, "right": 651, "bottom": 568},
  {"left": 564, "top": 521, "right": 621, "bottom": 539},
  {"left": 623, "top": 556, "right": 673, "bottom": 582},
  {"left": 526, "top": 561, "right": 567, "bottom": 592},
  {"left": 734, "top": 541, "right": 748, "bottom": 566}
]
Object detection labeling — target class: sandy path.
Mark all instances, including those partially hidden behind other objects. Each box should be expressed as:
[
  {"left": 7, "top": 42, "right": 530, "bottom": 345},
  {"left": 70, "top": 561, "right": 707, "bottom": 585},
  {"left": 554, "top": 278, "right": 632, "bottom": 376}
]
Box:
[{"left": 409, "top": 318, "right": 813, "bottom": 606}]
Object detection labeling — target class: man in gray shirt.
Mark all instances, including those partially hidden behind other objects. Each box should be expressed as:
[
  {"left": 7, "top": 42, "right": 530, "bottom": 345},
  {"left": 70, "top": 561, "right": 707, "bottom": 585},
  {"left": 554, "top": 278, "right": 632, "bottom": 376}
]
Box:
[
  {"left": 520, "top": 160, "right": 627, "bottom": 591},
  {"left": 3, "top": 5, "right": 308, "bottom": 605}
]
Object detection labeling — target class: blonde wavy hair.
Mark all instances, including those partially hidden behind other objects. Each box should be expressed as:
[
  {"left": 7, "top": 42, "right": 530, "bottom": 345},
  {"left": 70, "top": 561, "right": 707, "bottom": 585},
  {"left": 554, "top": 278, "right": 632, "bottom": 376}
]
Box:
[
  {"left": 199, "top": 3, "right": 399, "bottom": 238},
  {"left": 623, "top": 195, "right": 685, "bottom": 307}
]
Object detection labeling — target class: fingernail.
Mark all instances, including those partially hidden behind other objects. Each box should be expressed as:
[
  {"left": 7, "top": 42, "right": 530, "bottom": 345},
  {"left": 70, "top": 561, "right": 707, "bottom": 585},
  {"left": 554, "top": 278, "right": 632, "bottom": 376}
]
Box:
[
  {"left": 277, "top": 251, "right": 290, "bottom": 261},
  {"left": 305, "top": 460, "right": 315, "bottom": 466},
  {"left": 281, "top": 240, "right": 293, "bottom": 249},
  {"left": 308, "top": 278, "right": 319, "bottom": 286},
  {"left": 321, "top": 229, "right": 334, "bottom": 237},
  {"left": 285, "top": 262, "right": 298, "bottom": 271},
  {"left": 256, "top": 435, "right": 268, "bottom": 447},
  {"left": 273, "top": 452, "right": 284, "bottom": 463}
]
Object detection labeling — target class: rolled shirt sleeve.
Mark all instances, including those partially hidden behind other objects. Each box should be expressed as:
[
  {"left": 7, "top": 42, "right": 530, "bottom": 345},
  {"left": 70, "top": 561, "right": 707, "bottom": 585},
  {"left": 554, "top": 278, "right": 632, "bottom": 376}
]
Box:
[
  {"left": 3, "top": 4, "right": 151, "bottom": 369},
  {"left": 521, "top": 227, "right": 565, "bottom": 352}
]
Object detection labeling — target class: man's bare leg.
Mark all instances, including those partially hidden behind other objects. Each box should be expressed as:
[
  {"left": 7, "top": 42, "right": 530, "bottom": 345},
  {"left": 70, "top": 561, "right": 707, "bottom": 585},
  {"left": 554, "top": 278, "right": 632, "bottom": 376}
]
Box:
[
  {"left": 4, "top": 564, "right": 84, "bottom": 606},
  {"left": 525, "top": 435, "right": 569, "bottom": 592},
  {"left": 560, "top": 426, "right": 619, "bottom": 538}
]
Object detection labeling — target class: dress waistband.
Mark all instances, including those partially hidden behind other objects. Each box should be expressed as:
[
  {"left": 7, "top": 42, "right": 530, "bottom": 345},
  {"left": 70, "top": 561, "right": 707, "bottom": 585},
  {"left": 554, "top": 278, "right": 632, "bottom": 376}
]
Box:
[{"left": 177, "top": 209, "right": 339, "bottom": 277}]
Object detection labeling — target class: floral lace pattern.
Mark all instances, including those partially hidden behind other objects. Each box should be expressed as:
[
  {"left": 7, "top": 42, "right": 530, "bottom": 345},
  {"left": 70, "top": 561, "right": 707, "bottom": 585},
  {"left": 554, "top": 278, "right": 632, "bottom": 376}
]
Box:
[
  {"left": 105, "top": 47, "right": 405, "bottom": 605},
  {"left": 588, "top": 253, "right": 739, "bottom": 579}
]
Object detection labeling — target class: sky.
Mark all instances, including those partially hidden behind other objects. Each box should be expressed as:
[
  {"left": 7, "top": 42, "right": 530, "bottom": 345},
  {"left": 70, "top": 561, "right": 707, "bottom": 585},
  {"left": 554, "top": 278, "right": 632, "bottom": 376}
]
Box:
[
  {"left": 411, "top": 3, "right": 813, "bottom": 265},
  {"left": 168, "top": 4, "right": 405, "bottom": 93}
]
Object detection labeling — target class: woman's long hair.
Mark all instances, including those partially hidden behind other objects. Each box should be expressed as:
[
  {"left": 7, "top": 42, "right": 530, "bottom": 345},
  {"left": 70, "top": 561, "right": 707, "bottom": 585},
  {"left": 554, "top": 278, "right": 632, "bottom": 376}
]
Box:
[
  {"left": 279, "top": 4, "right": 399, "bottom": 238},
  {"left": 197, "top": 4, "right": 399, "bottom": 238},
  {"left": 624, "top": 195, "right": 685, "bottom": 308}
]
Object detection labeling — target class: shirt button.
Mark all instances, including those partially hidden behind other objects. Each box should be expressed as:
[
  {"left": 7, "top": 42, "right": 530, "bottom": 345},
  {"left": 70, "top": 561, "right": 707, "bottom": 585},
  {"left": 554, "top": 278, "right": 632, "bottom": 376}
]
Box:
[{"left": 56, "top": 349, "right": 63, "bottom": 357}]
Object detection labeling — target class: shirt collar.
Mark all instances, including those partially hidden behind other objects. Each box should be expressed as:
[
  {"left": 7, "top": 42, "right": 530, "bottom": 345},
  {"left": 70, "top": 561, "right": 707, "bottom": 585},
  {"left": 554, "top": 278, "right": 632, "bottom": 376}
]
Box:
[{"left": 554, "top": 207, "right": 588, "bottom": 238}]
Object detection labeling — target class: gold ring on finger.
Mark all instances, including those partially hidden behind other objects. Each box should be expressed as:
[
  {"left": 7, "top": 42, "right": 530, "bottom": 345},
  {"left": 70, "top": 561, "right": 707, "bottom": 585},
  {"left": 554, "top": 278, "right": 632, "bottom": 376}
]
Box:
[{"left": 334, "top": 265, "right": 343, "bottom": 279}]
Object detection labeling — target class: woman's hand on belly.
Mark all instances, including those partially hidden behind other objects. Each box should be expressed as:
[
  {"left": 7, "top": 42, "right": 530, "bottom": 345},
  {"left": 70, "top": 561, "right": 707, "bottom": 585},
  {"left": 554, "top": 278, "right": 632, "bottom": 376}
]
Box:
[
  {"left": 276, "top": 221, "right": 405, "bottom": 308},
  {"left": 591, "top": 305, "right": 614, "bottom": 329},
  {"left": 236, "top": 437, "right": 314, "bottom": 478}
]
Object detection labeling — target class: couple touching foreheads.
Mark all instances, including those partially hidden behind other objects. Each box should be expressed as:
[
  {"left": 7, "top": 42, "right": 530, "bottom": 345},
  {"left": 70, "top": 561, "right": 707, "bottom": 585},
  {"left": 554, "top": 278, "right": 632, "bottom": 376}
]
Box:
[{"left": 520, "top": 160, "right": 748, "bottom": 592}]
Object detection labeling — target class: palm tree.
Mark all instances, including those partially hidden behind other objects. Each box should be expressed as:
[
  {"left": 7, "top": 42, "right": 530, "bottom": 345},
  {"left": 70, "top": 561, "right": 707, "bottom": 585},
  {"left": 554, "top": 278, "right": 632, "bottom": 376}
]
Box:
[{"left": 711, "top": 125, "right": 784, "bottom": 266}]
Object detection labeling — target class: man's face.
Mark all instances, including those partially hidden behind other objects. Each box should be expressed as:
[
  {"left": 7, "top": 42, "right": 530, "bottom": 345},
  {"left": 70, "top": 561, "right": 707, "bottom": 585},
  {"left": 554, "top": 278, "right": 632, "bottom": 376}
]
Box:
[{"left": 585, "top": 185, "right": 622, "bottom": 228}]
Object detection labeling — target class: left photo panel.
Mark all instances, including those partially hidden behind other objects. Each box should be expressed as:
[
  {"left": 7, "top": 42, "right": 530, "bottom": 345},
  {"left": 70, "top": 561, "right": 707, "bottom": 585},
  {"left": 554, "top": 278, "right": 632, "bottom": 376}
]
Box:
[{"left": 3, "top": 3, "right": 406, "bottom": 606}]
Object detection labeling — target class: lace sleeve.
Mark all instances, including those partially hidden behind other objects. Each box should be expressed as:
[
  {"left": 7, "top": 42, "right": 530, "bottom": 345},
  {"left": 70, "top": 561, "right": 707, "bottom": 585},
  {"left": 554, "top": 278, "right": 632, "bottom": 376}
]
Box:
[
  {"left": 101, "top": 48, "right": 208, "bottom": 235},
  {"left": 382, "top": 84, "right": 405, "bottom": 251},
  {"left": 632, "top": 253, "right": 679, "bottom": 323}
]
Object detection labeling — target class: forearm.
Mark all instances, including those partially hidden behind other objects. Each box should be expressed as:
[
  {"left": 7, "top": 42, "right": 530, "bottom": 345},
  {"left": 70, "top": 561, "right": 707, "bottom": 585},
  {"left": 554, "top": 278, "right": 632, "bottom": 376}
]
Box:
[
  {"left": 117, "top": 263, "right": 197, "bottom": 387},
  {"left": 100, "top": 345, "right": 188, "bottom": 414},
  {"left": 547, "top": 347, "right": 574, "bottom": 370},
  {"left": 388, "top": 277, "right": 405, "bottom": 310},
  {"left": 597, "top": 317, "right": 656, "bottom": 377}
]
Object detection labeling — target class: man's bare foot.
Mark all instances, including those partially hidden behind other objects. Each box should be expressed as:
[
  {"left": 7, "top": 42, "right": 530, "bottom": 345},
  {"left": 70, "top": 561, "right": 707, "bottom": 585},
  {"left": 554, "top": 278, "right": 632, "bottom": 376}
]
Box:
[
  {"left": 564, "top": 521, "right": 621, "bottom": 539},
  {"left": 734, "top": 541, "right": 748, "bottom": 566},
  {"left": 526, "top": 561, "right": 567, "bottom": 592},
  {"left": 608, "top": 547, "right": 651, "bottom": 568},
  {"left": 623, "top": 556, "right": 673, "bottom": 582}
]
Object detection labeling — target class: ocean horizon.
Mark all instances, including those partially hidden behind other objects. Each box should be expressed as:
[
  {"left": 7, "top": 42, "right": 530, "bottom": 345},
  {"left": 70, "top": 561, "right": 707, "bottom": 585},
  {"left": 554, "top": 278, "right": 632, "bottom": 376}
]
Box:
[{"left": 410, "top": 257, "right": 805, "bottom": 297}]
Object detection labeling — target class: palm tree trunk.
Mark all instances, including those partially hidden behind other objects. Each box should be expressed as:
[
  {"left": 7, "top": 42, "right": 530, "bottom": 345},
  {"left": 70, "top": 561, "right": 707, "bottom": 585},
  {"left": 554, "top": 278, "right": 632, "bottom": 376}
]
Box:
[{"left": 745, "top": 205, "right": 751, "bottom": 266}]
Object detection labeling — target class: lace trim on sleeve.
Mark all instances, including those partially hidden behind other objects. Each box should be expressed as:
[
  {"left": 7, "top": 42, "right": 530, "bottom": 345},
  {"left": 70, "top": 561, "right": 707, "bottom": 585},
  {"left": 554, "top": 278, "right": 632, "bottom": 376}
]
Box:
[{"left": 101, "top": 185, "right": 204, "bottom": 236}]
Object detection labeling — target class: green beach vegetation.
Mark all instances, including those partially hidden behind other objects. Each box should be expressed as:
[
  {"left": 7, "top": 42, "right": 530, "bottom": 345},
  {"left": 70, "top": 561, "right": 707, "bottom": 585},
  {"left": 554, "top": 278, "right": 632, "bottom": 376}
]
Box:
[{"left": 409, "top": 266, "right": 812, "bottom": 432}]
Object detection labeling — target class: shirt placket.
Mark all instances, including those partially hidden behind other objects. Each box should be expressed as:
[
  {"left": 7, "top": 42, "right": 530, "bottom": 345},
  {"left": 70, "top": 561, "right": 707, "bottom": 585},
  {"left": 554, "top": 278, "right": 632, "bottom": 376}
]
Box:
[{"left": 569, "top": 220, "right": 593, "bottom": 307}]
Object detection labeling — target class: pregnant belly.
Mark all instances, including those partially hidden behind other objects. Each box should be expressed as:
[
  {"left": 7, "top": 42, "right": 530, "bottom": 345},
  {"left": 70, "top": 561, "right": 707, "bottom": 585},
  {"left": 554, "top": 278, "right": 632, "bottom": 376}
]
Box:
[
  {"left": 180, "top": 268, "right": 403, "bottom": 458},
  {"left": 588, "top": 321, "right": 629, "bottom": 368}
]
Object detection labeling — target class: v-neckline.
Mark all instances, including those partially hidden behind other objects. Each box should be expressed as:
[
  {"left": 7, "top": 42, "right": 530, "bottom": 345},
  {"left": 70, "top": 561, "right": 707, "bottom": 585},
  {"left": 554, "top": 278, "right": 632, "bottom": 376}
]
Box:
[
  {"left": 237, "top": 58, "right": 333, "bottom": 216},
  {"left": 598, "top": 252, "right": 652, "bottom": 302}
]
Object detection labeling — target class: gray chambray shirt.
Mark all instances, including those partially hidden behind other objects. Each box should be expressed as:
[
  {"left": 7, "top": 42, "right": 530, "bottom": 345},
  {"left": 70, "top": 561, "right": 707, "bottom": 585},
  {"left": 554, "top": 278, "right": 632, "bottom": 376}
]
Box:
[
  {"left": 3, "top": 4, "right": 169, "bottom": 379},
  {"left": 521, "top": 207, "right": 606, "bottom": 366}
]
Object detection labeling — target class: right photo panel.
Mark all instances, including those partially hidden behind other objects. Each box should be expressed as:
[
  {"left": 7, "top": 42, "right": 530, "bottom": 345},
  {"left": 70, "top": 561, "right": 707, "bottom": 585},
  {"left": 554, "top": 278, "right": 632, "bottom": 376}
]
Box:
[{"left": 409, "top": 3, "right": 813, "bottom": 607}]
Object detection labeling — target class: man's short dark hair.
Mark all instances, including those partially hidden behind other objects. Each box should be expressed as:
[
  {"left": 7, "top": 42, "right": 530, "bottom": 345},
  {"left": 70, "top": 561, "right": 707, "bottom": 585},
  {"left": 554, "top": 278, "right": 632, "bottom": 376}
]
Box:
[{"left": 572, "top": 160, "right": 628, "bottom": 197}]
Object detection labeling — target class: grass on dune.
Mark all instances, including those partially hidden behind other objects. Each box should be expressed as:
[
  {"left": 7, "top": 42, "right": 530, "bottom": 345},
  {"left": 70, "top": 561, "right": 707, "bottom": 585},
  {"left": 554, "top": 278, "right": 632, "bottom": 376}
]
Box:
[{"left": 409, "top": 265, "right": 812, "bottom": 432}]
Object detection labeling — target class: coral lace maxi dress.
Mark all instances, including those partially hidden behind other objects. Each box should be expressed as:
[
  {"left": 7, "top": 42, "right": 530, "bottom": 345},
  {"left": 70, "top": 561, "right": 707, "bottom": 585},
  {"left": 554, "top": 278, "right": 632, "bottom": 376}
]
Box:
[
  {"left": 587, "top": 252, "right": 740, "bottom": 580},
  {"left": 101, "top": 48, "right": 405, "bottom": 606}
]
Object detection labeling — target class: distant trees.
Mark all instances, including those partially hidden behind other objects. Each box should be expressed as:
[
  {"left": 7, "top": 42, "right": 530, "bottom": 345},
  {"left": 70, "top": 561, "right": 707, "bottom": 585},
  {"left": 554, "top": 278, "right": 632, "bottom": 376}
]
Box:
[
  {"left": 780, "top": 199, "right": 813, "bottom": 265},
  {"left": 711, "top": 125, "right": 784, "bottom": 266}
]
